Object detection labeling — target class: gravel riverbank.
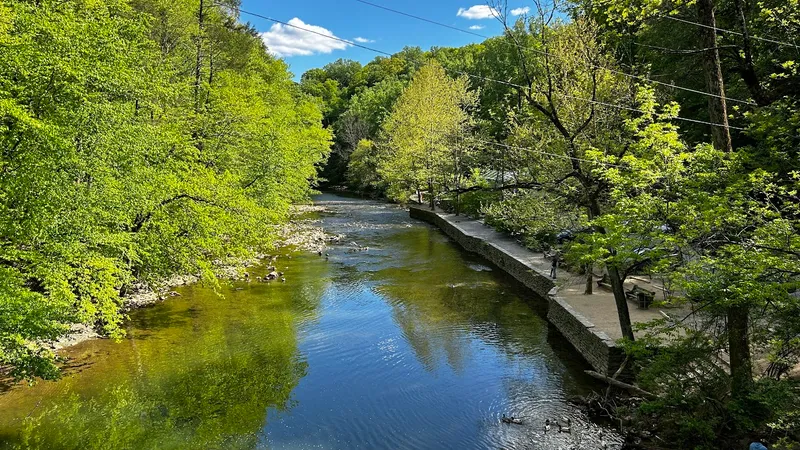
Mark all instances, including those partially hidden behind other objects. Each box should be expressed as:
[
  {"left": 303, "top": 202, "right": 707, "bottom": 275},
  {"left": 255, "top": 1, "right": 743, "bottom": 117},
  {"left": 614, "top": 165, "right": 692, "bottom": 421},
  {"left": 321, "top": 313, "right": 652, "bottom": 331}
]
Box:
[{"left": 50, "top": 203, "right": 339, "bottom": 352}]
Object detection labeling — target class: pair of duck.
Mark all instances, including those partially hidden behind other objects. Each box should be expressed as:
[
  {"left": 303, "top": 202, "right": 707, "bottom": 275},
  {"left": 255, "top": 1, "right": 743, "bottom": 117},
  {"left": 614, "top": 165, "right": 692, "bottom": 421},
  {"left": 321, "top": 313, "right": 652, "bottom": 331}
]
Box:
[
  {"left": 545, "top": 418, "right": 572, "bottom": 433},
  {"left": 501, "top": 414, "right": 523, "bottom": 425},
  {"left": 500, "top": 416, "right": 572, "bottom": 433}
]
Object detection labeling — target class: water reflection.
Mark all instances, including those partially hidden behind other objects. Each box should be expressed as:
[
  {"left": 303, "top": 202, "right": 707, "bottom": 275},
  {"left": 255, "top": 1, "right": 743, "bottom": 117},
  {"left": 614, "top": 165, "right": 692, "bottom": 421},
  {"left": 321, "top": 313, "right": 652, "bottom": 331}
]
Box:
[
  {"left": 0, "top": 194, "right": 622, "bottom": 449},
  {"left": 262, "top": 195, "right": 622, "bottom": 449},
  {"left": 0, "top": 257, "right": 330, "bottom": 449}
]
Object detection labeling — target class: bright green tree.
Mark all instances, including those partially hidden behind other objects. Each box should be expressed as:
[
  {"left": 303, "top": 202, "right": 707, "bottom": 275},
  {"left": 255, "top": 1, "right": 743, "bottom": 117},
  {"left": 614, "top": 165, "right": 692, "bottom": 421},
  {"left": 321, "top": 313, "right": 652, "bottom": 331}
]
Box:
[
  {"left": 379, "top": 61, "right": 477, "bottom": 207},
  {"left": 573, "top": 86, "right": 800, "bottom": 446},
  {"left": 0, "top": 0, "right": 329, "bottom": 380}
]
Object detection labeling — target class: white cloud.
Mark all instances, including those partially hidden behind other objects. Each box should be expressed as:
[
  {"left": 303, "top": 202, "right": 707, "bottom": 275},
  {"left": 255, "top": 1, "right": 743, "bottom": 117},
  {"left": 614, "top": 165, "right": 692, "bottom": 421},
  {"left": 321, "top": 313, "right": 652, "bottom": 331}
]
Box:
[
  {"left": 457, "top": 5, "right": 500, "bottom": 19},
  {"left": 353, "top": 37, "right": 374, "bottom": 43},
  {"left": 511, "top": 6, "right": 531, "bottom": 15},
  {"left": 469, "top": 25, "right": 485, "bottom": 30},
  {"left": 260, "top": 18, "right": 350, "bottom": 57}
]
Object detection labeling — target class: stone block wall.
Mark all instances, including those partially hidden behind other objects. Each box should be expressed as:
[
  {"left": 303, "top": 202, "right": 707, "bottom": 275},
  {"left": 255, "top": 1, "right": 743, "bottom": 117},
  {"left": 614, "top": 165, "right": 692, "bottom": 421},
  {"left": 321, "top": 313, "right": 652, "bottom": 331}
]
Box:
[{"left": 547, "top": 291, "right": 627, "bottom": 375}]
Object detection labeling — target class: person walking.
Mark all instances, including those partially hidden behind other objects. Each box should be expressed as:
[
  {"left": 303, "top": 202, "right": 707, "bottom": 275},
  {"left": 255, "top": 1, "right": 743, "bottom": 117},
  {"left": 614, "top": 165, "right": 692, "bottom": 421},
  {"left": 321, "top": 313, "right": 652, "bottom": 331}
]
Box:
[{"left": 550, "top": 252, "right": 559, "bottom": 279}]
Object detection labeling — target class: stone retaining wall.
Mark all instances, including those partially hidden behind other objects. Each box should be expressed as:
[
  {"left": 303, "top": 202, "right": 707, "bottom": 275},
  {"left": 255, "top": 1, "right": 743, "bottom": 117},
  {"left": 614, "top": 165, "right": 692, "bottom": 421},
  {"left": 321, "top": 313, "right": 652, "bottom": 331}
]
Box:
[
  {"left": 410, "top": 206, "right": 624, "bottom": 375},
  {"left": 547, "top": 290, "right": 626, "bottom": 375}
]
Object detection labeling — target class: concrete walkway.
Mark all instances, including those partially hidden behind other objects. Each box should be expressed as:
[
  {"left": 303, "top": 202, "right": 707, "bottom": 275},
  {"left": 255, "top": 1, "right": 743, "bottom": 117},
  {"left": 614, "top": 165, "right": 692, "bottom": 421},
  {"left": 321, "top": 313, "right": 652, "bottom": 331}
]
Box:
[
  {"left": 552, "top": 271, "right": 670, "bottom": 340},
  {"left": 414, "top": 207, "right": 679, "bottom": 341}
]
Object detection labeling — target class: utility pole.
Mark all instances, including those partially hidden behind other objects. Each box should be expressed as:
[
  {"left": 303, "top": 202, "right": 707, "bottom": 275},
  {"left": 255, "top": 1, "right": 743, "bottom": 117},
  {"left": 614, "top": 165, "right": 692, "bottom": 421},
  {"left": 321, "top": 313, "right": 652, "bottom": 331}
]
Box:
[
  {"left": 696, "top": 0, "right": 751, "bottom": 397},
  {"left": 697, "top": 0, "right": 733, "bottom": 153}
]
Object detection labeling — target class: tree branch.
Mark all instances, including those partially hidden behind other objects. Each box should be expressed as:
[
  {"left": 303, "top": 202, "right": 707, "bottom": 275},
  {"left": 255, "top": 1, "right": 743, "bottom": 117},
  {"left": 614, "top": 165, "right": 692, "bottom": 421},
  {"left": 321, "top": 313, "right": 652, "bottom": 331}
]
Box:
[
  {"left": 449, "top": 181, "right": 543, "bottom": 194},
  {"left": 584, "top": 370, "right": 657, "bottom": 398},
  {"left": 131, "top": 194, "right": 218, "bottom": 232}
]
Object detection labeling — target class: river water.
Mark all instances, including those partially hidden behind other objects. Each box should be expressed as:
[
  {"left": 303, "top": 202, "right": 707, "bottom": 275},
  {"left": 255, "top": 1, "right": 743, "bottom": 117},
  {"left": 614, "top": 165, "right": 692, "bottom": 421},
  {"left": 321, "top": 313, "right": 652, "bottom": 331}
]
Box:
[{"left": 0, "top": 194, "right": 622, "bottom": 449}]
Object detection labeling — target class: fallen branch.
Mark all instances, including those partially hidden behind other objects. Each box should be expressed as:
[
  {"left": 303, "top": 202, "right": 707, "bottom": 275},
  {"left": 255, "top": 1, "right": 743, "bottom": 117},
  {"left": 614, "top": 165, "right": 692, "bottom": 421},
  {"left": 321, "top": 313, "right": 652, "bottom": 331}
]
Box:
[
  {"left": 605, "top": 355, "right": 630, "bottom": 400},
  {"left": 585, "top": 370, "right": 657, "bottom": 399}
]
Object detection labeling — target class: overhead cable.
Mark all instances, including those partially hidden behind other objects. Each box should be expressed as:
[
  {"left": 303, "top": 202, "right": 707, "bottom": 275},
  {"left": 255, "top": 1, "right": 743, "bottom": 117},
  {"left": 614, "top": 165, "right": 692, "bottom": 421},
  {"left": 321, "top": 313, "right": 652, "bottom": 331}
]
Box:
[{"left": 227, "top": 5, "right": 745, "bottom": 131}]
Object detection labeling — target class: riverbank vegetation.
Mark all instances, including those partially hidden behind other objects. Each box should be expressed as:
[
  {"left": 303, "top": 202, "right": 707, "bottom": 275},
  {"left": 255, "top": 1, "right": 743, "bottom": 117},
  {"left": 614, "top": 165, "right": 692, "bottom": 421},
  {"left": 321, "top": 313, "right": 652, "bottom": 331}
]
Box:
[
  {"left": 0, "top": 0, "right": 330, "bottom": 381},
  {"left": 303, "top": 0, "right": 799, "bottom": 446},
  {"left": 2, "top": 0, "right": 798, "bottom": 445}
]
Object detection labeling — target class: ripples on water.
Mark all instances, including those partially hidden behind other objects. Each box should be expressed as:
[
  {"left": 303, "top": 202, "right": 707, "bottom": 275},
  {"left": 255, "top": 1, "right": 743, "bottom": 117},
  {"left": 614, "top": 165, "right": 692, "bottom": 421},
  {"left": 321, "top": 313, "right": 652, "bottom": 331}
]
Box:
[{"left": 0, "top": 193, "right": 622, "bottom": 449}]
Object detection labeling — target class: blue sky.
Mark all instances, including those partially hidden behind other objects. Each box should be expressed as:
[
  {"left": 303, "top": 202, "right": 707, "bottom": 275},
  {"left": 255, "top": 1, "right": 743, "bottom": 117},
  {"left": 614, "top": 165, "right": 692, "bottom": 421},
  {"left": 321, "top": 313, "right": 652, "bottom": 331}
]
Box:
[{"left": 238, "top": 1, "right": 534, "bottom": 79}]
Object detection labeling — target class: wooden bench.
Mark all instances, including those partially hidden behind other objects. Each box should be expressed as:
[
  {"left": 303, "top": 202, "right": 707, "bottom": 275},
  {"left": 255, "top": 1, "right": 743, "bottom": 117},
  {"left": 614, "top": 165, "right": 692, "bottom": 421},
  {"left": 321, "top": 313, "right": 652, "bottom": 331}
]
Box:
[
  {"left": 596, "top": 273, "right": 612, "bottom": 290},
  {"left": 626, "top": 285, "right": 656, "bottom": 309},
  {"left": 595, "top": 275, "right": 656, "bottom": 308}
]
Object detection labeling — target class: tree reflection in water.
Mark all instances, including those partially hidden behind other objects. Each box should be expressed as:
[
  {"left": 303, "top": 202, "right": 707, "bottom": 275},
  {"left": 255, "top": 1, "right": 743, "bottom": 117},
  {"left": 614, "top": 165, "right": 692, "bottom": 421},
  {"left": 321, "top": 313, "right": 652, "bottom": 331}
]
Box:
[{"left": 0, "top": 256, "right": 331, "bottom": 449}]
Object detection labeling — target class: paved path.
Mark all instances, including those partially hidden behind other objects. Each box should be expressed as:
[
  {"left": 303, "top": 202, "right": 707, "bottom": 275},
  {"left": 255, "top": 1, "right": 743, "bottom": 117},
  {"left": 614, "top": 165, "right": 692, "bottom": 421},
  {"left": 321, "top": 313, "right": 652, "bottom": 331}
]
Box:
[{"left": 436, "top": 211, "right": 679, "bottom": 341}]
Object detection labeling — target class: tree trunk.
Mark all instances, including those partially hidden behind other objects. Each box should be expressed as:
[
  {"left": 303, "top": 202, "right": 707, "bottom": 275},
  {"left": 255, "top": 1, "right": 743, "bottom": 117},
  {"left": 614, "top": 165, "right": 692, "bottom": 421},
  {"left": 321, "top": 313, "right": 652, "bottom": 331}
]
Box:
[
  {"left": 728, "top": 305, "right": 753, "bottom": 396},
  {"left": 500, "top": 145, "right": 506, "bottom": 200},
  {"left": 589, "top": 198, "right": 634, "bottom": 341},
  {"left": 607, "top": 265, "right": 635, "bottom": 341},
  {"left": 697, "top": 0, "right": 733, "bottom": 153},
  {"left": 584, "top": 264, "right": 593, "bottom": 295},
  {"left": 733, "top": 0, "right": 769, "bottom": 106},
  {"left": 428, "top": 180, "right": 435, "bottom": 210},
  {"left": 454, "top": 150, "right": 460, "bottom": 216},
  {"left": 454, "top": 172, "right": 461, "bottom": 216},
  {"left": 194, "top": 0, "right": 205, "bottom": 113},
  {"left": 204, "top": 47, "right": 214, "bottom": 108},
  {"left": 207, "top": 47, "right": 214, "bottom": 88}
]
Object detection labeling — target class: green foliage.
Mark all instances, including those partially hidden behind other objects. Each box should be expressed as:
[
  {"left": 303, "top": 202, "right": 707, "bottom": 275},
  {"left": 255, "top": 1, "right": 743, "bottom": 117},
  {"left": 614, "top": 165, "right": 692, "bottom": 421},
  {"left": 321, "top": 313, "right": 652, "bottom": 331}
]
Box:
[
  {"left": 450, "top": 171, "right": 494, "bottom": 217},
  {"left": 483, "top": 193, "right": 581, "bottom": 250},
  {"left": 625, "top": 326, "right": 800, "bottom": 448},
  {"left": 0, "top": 0, "right": 329, "bottom": 379},
  {"left": 572, "top": 0, "right": 800, "bottom": 439},
  {"left": 576, "top": 86, "right": 800, "bottom": 446},
  {"left": 455, "top": 190, "right": 500, "bottom": 218},
  {"left": 745, "top": 97, "right": 800, "bottom": 178},
  {"left": 346, "top": 139, "right": 383, "bottom": 193},
  {"left": 378, "top": 61, "right": 477, "bottom": 206},
  {"left": 342, "top": 78, "right": 406, "bottom": 140},
  {"left": 300, "top": 50, "right": 425, "bottom": 188}
]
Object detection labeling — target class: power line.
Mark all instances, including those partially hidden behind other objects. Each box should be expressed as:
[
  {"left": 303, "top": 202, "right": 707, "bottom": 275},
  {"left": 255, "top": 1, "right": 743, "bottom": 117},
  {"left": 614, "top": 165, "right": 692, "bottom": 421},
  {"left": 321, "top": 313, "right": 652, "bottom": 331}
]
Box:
[
  {"left": 385, "top": 117, "right": 630, "bottom": 169},
  {"left": 354, "top": 0, "right": 757, "bottom": 106},
  {"left": 228, "top": 4, "right": 744, "bottom": 131},
  {"left": 473, "top": 136, "right": 628, "bottom": 169},
  {"left": 224, "top": 5, "right": 684, "bottom": 171},
  {"left": 354, "top": 0, "right": 488, "bottom": 40},
  {"left": 232, "top": 9, "right": 393, "bottom": 57},
  {"left": 657, "top": 14, "right": 800, "bottom": 50}
]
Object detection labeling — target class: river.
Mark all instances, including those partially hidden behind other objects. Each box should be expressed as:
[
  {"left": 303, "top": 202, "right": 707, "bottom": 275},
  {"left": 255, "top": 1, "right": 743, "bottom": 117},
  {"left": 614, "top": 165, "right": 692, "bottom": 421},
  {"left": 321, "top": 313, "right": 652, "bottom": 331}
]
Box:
[{"left": 0, "top": 193, "right": 622, "bottom": 449}]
